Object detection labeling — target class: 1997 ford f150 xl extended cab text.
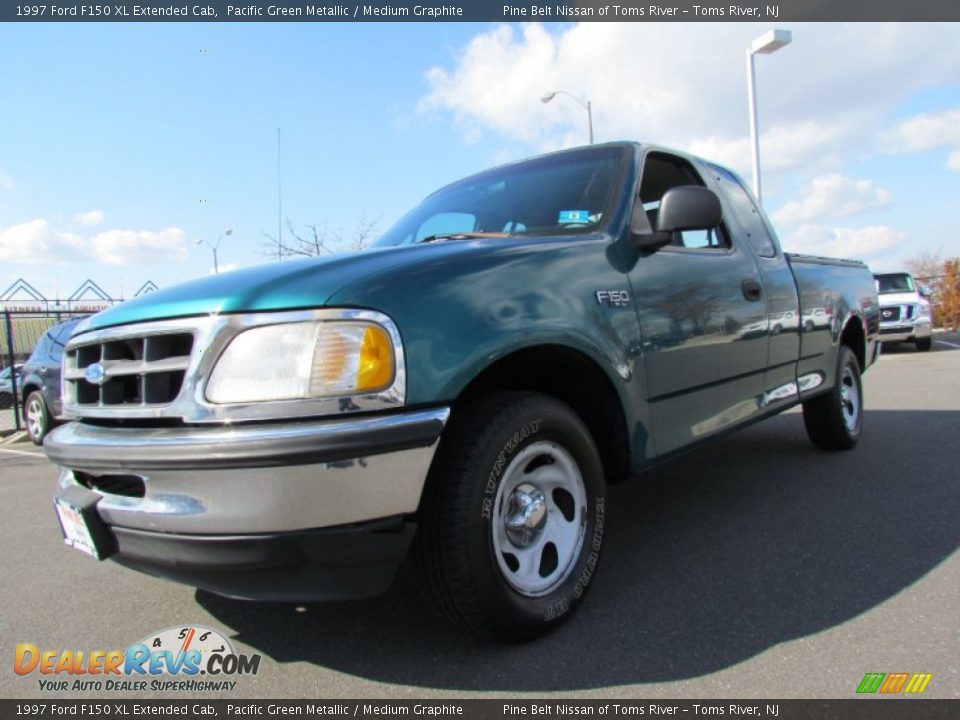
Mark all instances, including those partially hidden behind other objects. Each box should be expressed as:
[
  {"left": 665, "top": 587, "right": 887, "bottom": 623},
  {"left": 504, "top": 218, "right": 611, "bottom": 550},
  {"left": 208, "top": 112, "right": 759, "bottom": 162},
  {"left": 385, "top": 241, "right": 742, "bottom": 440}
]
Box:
[{"left": 46, "top": 143, "right": 880, "bottom": 639}]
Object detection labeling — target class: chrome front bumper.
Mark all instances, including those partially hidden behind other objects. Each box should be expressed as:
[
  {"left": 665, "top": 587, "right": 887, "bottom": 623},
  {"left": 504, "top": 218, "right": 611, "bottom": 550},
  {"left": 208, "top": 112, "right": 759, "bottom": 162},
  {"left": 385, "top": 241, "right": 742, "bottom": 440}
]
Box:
[
  {"left": 878, "top": 319, "right": 931, "bottom": 343},
  {"left": 47, "top": 407, "right": 450, "bottom": 535}
]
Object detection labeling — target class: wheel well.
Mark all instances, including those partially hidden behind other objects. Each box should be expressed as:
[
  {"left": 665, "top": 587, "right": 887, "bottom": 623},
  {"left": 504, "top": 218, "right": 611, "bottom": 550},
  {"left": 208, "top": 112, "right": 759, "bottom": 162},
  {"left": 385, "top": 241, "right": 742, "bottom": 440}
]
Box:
[
  {"left": 454, "top": 345, "right": 630, "bottom": 484},
  {"left": 19, "top": 384, "right": 40, "bottom": 411},
  {"left": 840, "top": 317, "right": 866, "bottom": 370}
]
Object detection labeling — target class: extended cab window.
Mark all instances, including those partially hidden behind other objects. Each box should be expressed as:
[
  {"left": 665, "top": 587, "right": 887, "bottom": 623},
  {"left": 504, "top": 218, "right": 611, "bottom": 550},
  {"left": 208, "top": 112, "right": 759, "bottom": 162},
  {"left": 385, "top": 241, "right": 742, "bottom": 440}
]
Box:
[
  {"left": 375, "top": 146, "right": 626, "bottom": 247},
  {"left": 639, "top": 152, "right": 729, "bottom": 250},
  {"left": 708, "top": 164, "right": 778, "bottom": 258}
]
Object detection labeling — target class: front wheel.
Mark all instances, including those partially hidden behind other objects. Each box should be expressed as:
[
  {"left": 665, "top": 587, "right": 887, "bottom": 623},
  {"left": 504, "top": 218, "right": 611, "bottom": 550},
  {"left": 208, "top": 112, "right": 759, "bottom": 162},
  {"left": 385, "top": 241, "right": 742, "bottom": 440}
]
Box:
[
  {"left": 24, "top": 391, "right": 50, "bottom": 445},
  {"left": 417, "top": 392, "right": 606, "bottom": 640},
  {"left": 802, "top": 346, "right": 862, "bottom": 451},
  {"left": 916, "top": 336, "right": 932, "bottom": 352}
]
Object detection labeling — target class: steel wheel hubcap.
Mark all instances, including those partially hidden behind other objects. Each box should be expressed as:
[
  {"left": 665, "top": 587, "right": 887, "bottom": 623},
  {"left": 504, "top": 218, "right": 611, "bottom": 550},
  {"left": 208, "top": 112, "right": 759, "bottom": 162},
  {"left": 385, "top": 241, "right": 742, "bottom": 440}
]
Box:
[
  {"left": 492, "top": 441, "right": 587, "bottom": 597},
  {"left": 840, "top": 366, "right": 860, "bottom": 431}
]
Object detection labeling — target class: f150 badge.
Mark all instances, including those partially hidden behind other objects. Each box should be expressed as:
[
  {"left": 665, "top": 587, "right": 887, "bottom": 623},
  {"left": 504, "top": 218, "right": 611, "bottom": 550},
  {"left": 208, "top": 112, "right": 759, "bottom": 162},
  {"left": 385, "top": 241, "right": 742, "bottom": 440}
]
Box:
[{"left": 595, "top": 290, "right": 632, "bottom": 308}]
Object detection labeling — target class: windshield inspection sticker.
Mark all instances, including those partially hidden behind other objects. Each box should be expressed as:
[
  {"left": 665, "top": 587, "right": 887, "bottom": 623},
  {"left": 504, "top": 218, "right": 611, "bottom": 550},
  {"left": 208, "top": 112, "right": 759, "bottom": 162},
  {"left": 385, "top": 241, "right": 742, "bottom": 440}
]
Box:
[{"left": 558, "top": 209, "right": 590, "bottom": 223}]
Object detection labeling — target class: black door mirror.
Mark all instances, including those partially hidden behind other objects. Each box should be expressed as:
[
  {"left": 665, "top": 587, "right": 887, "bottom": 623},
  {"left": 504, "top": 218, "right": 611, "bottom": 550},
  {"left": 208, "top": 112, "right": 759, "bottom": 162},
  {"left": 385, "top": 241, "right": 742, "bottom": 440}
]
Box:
[
  {"left": 657, "top": 186, "right": 722, "bottom": 233},
  {"left": 631, "top": 185, "right": 722, "bottom": 251}
]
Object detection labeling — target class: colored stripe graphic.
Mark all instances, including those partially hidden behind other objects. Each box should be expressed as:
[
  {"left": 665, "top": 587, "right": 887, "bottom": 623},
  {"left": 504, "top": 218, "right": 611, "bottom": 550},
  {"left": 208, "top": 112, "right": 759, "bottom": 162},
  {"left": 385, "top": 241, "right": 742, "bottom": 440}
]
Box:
[
  {"left": 857, "top": 673, "right": 885, "bottom": 693},
  {"left": 879, "top": 673, "right": 909, "bottom": 693},
  {"left": 857, "top": 672, "right": 932, "bottom": 694},
  {"left": 904, "top": 673, "right": 933, "bottom": 694}
]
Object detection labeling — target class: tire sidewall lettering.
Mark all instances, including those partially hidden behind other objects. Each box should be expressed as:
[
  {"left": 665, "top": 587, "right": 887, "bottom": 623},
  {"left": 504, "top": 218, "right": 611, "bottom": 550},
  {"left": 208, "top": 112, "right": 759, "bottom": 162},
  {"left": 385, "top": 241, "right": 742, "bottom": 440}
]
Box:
[
  {"left": 480, "top": 419, "right": 542, "bottom": 518},
  {"left": 469, "top": 405, "right": 605, "bottom": 629}
]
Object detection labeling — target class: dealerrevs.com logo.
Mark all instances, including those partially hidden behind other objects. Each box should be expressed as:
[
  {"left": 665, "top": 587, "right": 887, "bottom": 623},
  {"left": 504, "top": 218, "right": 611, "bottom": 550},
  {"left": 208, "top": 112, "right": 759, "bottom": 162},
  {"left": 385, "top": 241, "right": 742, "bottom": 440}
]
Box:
[{"left": 14, "top": 625, "right": 262, "bottom": 692}]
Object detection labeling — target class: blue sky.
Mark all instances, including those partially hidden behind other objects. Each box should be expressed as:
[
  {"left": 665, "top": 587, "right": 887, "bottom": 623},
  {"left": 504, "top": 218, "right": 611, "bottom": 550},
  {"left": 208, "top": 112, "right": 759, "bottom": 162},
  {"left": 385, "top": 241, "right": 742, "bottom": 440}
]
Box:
[{"left": 1, "top": 22, "right": 959, "bottom": 302}]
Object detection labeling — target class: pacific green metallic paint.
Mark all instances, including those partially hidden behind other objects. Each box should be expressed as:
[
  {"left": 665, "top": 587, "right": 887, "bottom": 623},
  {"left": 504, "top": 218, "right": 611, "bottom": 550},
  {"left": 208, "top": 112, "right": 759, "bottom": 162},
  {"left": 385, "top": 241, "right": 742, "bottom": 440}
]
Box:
[
  {"left": 327, "top": 234, "right": 651, "bottom": 468},
  {"left": 73, "top": 142, "right": 879, "bottom": 477}
]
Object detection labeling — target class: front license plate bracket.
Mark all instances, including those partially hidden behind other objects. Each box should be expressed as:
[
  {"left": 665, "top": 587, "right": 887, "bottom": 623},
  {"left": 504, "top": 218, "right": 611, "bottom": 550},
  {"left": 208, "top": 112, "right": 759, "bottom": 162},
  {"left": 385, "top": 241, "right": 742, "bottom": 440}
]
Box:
[{"left": 54, "top": 484, "right": 116, "bottom": 560}]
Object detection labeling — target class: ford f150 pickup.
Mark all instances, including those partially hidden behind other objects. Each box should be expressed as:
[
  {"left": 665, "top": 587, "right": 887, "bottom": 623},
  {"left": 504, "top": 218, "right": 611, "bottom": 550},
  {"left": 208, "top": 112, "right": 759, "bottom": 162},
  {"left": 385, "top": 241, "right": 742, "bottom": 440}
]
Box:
[
  {"left": 873, "top": 271, "right": 933, "bottom": 351},
  {"left": 46, "top": 143, "right": 880, "bottom": 640}
]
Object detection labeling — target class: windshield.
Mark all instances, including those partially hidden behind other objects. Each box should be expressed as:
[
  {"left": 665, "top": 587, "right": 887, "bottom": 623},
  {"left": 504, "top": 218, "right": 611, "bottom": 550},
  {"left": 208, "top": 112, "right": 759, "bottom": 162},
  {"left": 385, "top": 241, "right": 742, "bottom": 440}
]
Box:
[
  {"left": 374, "top": 145, "right": 628, "bottom": 248},
  {"left": 874, "top": 273, "right": 914, "bottom": 294}
]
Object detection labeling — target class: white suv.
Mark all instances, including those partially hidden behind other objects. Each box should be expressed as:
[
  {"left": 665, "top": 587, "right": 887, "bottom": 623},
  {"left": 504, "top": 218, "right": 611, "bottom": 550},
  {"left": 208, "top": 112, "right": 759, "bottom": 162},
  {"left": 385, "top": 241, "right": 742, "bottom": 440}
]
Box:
[{"left": 874, "top": 272, "right": 933, "bottom": 352}]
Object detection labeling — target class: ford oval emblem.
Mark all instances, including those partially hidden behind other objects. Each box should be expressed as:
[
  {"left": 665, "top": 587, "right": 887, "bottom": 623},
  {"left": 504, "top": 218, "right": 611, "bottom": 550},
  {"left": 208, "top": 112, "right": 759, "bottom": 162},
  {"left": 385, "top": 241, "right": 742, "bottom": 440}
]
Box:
[{"left": 84, "top": 363, "right": 106, "bottom": 386}]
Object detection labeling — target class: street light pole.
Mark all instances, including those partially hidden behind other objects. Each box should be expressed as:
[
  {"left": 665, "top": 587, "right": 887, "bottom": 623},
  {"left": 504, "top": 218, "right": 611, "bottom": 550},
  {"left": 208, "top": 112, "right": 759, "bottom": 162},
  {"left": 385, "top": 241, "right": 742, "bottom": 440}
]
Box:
[
  {"left": 746, "top": 29, "right": 792, "bottom": 206},
  {"left": 198, "top": 228, "right": 233, "bottom": 274},
  {"left": 540, "top": 90, "right": 594, "bottom": 145}
]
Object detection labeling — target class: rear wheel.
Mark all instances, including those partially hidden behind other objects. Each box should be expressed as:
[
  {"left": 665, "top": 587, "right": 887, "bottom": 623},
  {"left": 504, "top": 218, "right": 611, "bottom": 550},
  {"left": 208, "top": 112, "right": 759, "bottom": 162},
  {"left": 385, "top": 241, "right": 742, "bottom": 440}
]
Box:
[
  {"left": 916, "top": 336, "right": 932, "bottom": 352},
  {"left": 417, "top": 392, "right": 606, "bottom": 640},
  {"left": 802, "top": 346, "right": 862, "bottom": 451},
  {"left": 24, "top": 391, "right": 50, "bottom": 445}
]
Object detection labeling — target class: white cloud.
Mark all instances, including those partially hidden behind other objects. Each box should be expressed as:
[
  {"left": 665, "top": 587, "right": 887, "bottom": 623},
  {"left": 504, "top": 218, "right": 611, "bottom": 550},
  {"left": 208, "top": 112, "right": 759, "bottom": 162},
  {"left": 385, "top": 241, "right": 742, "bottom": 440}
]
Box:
[
  {"left": 0, "top": 219, "right": 188, "bottom": 266},
  {"left": 91, "top": 227, "right": 187, "bottom": 265},
  {"left": 884, "top": 107, "right": 960, "bottom": 171},
  {"left": 208, "top": 263, "right": 238, "bottom": 275},
  {"left": 772, "top": 174, "right": 891, "bottom": 226},
  {"left": 74, "top": 210, "right": 104, "bottom": 226},
  {"left": 687, "top": 121, "right": 854, "bottom": 178},
  {"left": 781, "top": 224, "right": 905, "bottom": 264},
  {"left": 886, "top": 107, "right": 960, "bottom": 152},
  {"left": 0, "top": 219, "right": 87, "bottom": 264},
  {"left": 421, "top": 24, "right": 960, "bottom": 173}
]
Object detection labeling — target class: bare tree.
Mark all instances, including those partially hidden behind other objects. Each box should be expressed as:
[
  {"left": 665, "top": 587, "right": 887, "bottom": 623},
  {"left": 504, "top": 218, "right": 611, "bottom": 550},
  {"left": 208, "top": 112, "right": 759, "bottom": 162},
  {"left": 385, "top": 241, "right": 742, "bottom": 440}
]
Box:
[
  {"left": 261, "top": 211, "right": 382, "bottom": 259},
  {"left": 905, "top": 248, "right": 943, "bottom": 285}
]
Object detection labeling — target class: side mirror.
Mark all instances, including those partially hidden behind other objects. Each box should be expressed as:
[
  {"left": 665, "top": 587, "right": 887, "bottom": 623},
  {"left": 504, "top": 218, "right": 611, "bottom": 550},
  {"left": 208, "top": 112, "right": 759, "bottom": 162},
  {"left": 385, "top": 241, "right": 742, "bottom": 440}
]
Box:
[
  {"left": 918, "top": 284, "right": 932, "bottom": 299},
  {"left": 631, "top": 186, "right": 722, "bottom": 251},
  {"left": 658, "top": 186, "right": 722, "bottom": 233}
]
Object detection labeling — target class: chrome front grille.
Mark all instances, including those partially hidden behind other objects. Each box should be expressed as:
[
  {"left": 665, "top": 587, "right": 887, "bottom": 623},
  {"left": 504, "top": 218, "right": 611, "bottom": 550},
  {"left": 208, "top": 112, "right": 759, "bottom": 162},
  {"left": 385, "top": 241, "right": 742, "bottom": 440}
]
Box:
[
  {"left": 65, "top": 331, "right": 195, "bottom": 409},
  {"left": 879, "top": 305, "right": 901, "bottom": 322},
  {"left": 60, "top": 309, "right": 406, "bottom": 425}
]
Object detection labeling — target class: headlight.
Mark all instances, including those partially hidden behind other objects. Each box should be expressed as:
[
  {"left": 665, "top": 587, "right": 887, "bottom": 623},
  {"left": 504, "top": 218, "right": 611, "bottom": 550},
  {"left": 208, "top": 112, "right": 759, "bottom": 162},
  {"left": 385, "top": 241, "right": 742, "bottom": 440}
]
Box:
[
  {"left": 917, "top": 303, "right": 931, "bottom": 319},
  {"left": 206, "top": 321, "right": 395, "bottom": 404}
]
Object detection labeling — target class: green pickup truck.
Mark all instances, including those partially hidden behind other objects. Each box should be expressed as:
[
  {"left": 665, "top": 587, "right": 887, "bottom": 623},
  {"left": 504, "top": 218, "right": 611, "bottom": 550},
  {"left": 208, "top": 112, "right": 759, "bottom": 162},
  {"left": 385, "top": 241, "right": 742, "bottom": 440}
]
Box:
[{"left": 46, "top": 142, "right": 880, "bottom": 640}]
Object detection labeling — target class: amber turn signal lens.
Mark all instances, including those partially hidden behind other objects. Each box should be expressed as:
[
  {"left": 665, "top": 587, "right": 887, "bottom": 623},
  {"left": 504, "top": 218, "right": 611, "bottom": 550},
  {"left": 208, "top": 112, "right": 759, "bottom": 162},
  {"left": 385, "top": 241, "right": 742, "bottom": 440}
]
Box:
[{"left": 356, "top": 324, "right": 394, "bottom": 392}]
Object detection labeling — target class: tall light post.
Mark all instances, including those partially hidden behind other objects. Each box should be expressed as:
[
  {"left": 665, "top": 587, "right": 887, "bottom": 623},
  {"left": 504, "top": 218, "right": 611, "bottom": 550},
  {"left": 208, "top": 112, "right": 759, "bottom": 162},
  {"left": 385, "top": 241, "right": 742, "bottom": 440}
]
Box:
[
  {"left": 540, "top": 90, "right": 594, "bottom": 145},
  {"left": 746, "top": 29, "right": 791, "bottom": 205},
  {"left": 197, "top": 228, "right": 233, "bottom": 274}
]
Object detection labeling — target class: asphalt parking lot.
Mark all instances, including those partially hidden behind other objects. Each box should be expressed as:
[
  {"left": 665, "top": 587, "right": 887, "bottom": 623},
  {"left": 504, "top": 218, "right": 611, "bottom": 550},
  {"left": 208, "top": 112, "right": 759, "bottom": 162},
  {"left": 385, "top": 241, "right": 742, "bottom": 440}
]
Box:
[{"left": 2, "top": 334, "right": 958, "bottom": 700}]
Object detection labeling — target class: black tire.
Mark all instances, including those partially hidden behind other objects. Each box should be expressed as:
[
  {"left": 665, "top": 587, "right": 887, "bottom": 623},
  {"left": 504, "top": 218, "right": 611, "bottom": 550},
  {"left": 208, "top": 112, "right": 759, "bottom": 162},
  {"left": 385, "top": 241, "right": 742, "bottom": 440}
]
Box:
[
  {"left": 916, "top": 337, "right": 932, "bottom": 352},
  {"left": 417, "top": 392, "right": 606, "bottom": 641},
  {"left": 24, "top": 391, "right": 50, "bottom": 445},
  {"left": 802, "top": 346, "right": 862, "bottom": 451}
]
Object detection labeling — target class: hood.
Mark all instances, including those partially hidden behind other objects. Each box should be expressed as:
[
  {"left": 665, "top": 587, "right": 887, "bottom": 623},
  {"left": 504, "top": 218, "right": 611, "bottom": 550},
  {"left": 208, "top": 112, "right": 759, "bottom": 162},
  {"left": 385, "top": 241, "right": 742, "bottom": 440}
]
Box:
[
  {"left": 878, "top": 291, "right": 924, "bottom": 306},
  {"left": 81, "top": 241, "right": 515, "bottom": 332}
]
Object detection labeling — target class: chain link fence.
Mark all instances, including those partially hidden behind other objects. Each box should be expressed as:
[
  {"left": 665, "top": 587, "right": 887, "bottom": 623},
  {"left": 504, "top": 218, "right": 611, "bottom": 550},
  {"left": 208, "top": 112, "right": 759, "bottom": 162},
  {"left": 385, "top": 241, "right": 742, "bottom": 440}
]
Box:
[
  {"left": 0, "top": 279, "right": 159, "bottom": 437},
  {"left": 1, "top": 309, "right": 96, "bottom": 434}
]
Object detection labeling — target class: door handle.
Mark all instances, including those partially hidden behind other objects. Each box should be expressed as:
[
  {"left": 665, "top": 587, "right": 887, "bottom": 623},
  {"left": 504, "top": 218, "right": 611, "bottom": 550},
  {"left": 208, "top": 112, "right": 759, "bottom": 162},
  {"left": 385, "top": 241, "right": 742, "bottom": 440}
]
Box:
[{"left": 741, "top": 279, "right": 763, "bottom": 302}]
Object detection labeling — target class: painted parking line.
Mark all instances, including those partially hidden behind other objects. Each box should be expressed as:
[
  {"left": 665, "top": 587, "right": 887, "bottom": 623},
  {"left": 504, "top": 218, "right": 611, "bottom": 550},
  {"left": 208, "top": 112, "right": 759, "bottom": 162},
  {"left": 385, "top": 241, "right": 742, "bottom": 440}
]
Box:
[
  {"left": 934, "top": 340, "right": 960, "bottom": 349},
  {"left": 0, "top": 447, "right": 46, "bottom": 459}
]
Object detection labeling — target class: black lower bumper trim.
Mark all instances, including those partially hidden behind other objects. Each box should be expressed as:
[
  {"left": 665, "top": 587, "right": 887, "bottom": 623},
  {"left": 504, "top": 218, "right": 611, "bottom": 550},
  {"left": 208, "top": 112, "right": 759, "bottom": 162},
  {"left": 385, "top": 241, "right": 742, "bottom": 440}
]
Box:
[{"left": 110, "top": 517, "right": 416, "bottom": 602}]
